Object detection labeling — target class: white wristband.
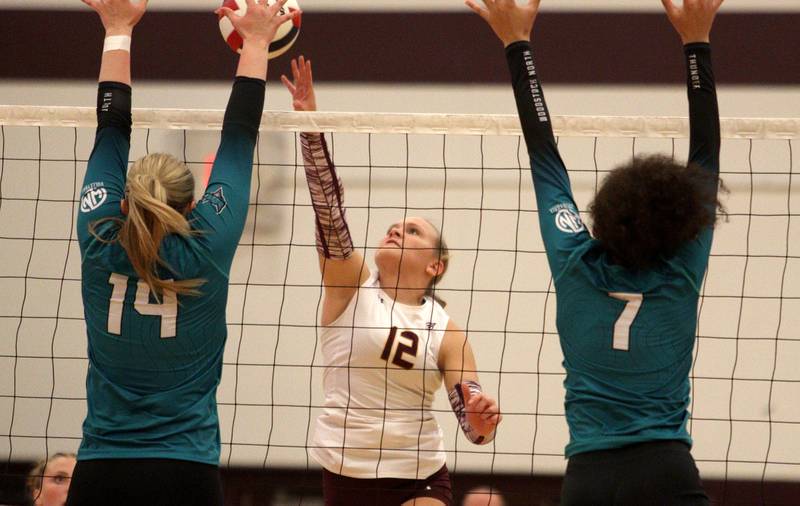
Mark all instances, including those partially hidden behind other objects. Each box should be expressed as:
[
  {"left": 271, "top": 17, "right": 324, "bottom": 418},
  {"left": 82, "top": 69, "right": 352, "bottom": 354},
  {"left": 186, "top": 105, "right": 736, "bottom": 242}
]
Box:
[{"left": 103, "top": 35, "right": 132, "bottom": 53}]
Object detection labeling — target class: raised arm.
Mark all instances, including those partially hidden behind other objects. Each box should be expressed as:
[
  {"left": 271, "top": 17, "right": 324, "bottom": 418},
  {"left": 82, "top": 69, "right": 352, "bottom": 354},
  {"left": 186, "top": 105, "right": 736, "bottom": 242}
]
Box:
[
  {"left": 439, "top": 321, "right": 501, "bottom": 445},
  {"left": 663, "top": 0, "right": 723, "bottom": 278},
  {"left": 467, "top": 0, "right": 591, "bottom": 279},
  {"left": 282, "top": 56, "right": 369, "bottom": 325},
  {"left": 192, "top": 0, "right": 300, "bottom": 267},
  {"left": 83, "top": 0, "right": 146, "bottom": 85},
  {"left": 663, "top": 0, "right": 722, "bottom": 172},
  {"left": 77, "top": 0, "right": 147, "bottom": 248}
]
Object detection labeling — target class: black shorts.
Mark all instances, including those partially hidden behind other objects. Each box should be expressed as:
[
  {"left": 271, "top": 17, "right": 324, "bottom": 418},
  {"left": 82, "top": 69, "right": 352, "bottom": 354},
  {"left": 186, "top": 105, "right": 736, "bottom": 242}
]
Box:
[
  {"left": 561, "top": 440, "right": 709, "bottom": 506},
  {"left": 322, "top": 464, "right": 453, "bottom": 506},
  {"left": 66, "top": 458, "right": 223, "bottom": 506}
]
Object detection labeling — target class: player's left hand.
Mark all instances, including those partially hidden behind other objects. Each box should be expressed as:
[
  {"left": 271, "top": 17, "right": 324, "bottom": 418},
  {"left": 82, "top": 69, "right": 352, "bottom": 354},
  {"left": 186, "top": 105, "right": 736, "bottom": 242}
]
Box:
[
  {"left": 463, "top": 384, "right": 502, "bottom": 438},
  {"left": 465, "top": 0, "right": 540, "bottom": 47}
]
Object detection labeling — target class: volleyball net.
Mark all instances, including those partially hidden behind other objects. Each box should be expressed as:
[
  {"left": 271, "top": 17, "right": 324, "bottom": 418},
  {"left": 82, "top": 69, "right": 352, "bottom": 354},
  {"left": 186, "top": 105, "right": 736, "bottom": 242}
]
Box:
[{"left": 1, "top": 107, "right": 798, "bottom": 489}]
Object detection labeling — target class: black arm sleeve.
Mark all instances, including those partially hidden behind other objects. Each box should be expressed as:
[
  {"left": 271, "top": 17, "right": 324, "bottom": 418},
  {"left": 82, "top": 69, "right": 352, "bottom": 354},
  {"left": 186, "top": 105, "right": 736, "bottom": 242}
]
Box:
[
  {"left": 97, "top": 81, "right": 132, "bottom": 139},
  {"left": 191, "top": 76, "right": 265, "bottom": 264},
  {"left": 505, "top": 41, "right": 557, "bottom": 154},
  {"left": 684, "top": 43, "right": 720, "bottom": 173},
  {"left": 80, "top": 83, "right": 132, "bottom": 248},
  {"left": 505, "top": 41, "right": 589, "bottom": 278},
  {"left": 671, "top": 43, "right": 721, "bottom": 284},
  {"left": 222, "top": 76, "right": 266, "bottom": 143}
]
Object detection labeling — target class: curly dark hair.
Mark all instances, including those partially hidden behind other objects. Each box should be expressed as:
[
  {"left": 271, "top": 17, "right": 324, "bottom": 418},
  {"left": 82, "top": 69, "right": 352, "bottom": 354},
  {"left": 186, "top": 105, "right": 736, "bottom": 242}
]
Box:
[{"left": 588, "top": 154, "right": 726, "bottom": 271}]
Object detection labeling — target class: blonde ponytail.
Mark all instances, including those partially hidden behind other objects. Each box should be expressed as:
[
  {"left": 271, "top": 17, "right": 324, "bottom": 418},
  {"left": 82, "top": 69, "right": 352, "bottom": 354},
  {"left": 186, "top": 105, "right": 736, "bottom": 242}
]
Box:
[{"left": 91, "top": 153, "right": 204, "bottom": 299}]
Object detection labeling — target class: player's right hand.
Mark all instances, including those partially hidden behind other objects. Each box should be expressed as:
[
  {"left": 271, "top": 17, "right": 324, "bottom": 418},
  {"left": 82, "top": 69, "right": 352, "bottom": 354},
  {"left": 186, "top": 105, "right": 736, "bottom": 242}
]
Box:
[
  {"left": 81, "top": 0, "right": 147, "bottom": 36},
  {"left": 661, "top": 0, "right": 724, "bottom": 44},
  {"left": 281, "top": 56, "right": 317, "bottom": 112}
]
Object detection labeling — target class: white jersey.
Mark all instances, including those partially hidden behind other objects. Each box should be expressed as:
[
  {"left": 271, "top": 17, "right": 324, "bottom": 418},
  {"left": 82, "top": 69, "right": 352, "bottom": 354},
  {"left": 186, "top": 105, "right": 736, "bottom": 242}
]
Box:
[{"left": 309, "top": 272, "right": 451, "bottom": 479}]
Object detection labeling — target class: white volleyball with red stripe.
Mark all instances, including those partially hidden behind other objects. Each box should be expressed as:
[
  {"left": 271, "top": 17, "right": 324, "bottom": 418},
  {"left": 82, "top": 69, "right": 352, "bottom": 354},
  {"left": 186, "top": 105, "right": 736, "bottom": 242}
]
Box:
[{"left": 218, "top": 0, "right": 301, "bottom": 59}]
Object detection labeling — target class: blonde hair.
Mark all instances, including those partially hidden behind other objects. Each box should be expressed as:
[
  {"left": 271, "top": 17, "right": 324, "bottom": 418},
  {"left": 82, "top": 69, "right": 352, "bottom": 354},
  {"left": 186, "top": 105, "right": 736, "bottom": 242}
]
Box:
[
  {"left": 27, "top": 452, "right": 76, "bottom": 501},
  {"left": 424, "top": 220, "right": 450, "bottom": 307},
  {"left": 90, "top": 153, "right": 204, "bottom": 299}
]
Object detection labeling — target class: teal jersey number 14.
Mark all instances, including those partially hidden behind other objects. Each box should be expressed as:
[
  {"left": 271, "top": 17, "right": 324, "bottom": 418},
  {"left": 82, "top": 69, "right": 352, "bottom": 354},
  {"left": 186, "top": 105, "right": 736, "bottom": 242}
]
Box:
[{"left": 76, "top": 80, "right": 262, "bottom": 465}]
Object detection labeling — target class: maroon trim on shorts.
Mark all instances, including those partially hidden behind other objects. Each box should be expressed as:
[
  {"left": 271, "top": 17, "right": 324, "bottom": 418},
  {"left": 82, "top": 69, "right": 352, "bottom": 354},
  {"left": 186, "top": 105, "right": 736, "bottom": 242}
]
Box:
[{"left": 322, "top": 465, "right": 453, "bottom": 506}]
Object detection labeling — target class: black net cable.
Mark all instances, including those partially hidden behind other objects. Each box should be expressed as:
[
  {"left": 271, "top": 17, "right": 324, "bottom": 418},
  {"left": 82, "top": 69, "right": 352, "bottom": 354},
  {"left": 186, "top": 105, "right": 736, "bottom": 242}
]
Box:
[
  {"left": 760, "top": 138, "right": 794, "bottom": 503},
  {"left": 723, "top": 139, "right": 755, "bottom": 497},
  {"left": 226, "top": 131, "right": 262, "bottom": 468},
  {"left": 264, "top": 130, "right": 302, "bottom": 470}
]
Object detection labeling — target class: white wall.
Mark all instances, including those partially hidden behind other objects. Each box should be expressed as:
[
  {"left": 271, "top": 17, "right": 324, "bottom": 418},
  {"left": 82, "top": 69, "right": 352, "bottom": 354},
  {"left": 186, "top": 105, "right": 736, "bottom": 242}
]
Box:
[{"left": 3, "top": 80, "right": 800, "bottom": 117}]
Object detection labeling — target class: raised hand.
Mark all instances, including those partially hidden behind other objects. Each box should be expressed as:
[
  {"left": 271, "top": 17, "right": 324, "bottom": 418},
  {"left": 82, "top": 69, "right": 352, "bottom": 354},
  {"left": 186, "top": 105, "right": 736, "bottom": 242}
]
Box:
[
  {"left": 662, "top": 0, "right": 724, "bottom": 44},
  {"left": 81, "top": 0, "right": 147, "bottom": 36},
  {"left": 281, "top": 56, "right": 317, "bottom": 112},
  {"left": 465, "top": 0, "right": 540, "bottom": 47},
  {"left": 216, "top": 0, "right": 299, "bottom": 48},
  {"left": 463, "top": 384, "right": 502, "bottom": 439}
]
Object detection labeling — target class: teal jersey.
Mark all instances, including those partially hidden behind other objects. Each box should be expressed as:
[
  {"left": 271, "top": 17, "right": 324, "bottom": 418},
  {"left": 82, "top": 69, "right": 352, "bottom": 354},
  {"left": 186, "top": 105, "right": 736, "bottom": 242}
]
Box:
[
  {"left": 76, "top": 80, "right": 262, "bottom": 465},
  {"left": 506, "top": 43, "right": 720, "bottom": 457}
]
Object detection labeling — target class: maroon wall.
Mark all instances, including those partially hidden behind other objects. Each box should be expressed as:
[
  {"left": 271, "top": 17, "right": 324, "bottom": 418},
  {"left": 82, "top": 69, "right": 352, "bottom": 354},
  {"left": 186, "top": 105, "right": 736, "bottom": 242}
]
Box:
[{"left": 1, "top": 11, "right": 798, "bottom": 83}]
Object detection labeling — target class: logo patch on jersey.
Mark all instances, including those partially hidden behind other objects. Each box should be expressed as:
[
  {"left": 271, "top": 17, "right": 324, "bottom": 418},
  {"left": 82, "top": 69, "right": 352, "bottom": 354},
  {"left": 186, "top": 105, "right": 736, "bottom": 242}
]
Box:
[
  {"left": 552, "top": 205, "right": 586, "bottom": 234},
  {"left": 426, "top": 322, "right": 436, "bottom": 330},
  {"left": 200, "top": 186, "right": 228, "bottom": 215},
  {"left": 80, "top": 182, "right": 108, "bottom": 213}
]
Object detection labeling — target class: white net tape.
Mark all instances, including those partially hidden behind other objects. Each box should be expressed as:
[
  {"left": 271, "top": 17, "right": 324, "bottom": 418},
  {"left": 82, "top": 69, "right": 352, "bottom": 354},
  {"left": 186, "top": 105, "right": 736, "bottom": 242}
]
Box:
[{"left": 1, "top": 105, "right": 799, "bottom": 139}]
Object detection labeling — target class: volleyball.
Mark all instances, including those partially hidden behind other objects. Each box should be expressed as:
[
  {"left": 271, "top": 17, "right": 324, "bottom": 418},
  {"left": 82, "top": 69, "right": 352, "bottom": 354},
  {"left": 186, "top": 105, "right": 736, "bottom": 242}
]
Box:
[{"left": 218, "top": 0, "right": 301, "bottom": 60}]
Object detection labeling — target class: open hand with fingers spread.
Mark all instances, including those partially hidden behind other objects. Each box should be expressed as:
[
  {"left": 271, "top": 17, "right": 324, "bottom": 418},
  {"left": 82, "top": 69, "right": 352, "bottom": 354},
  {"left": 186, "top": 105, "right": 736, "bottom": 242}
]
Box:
[
  {"left": 465, "top": 0, "right": 540, "bottom": 47},
  {"left": 81, "top": 0, "right": 147, "bottom": 36},
  {"left": 216, "top": 0, "right": 299, "bottom": 48},
  {"left": 662, "top": 0, "right": 724, "bottom": 44},
  {"left": 281, "top": 56, "right": 317, "bottom": 112}
]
